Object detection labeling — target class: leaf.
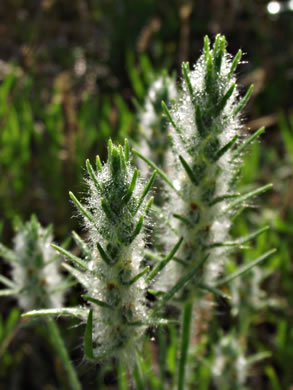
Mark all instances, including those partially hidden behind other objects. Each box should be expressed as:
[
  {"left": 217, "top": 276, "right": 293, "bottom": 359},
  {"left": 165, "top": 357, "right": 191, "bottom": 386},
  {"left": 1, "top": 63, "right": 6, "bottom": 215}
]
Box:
[
  {"left": 133, "top": 149, "right": 181, "bottom": 197},
  {"left": 0, "top": 289, "right": 18, "bottom": 297},
  {"left": 233, "top": 84, "right": 254, "bottom": 117},
  {"left": 84, "top": 309, "right": 109, "bottom": 361},
  {"left": 224, "top": 183, "right": 273, "bottom": 212},
  {"left": 215, "top": 249, "right": 277, "bottom": 286},
  {"left": 72, "top": 231, "right": 91, "bottom": 258},
  {"left": 51, "top": 244, "right": 89, "bottom": 271},
  {"left": 82, "top": 295, "right": 113, "bottom": 310},
  {"left": 97, "top": 243, "right": 112, "bottom": 266},
  {"left": 86, "top": 159, "right": 101, "bottom": 192},
  {"left": 128, "top": 266, "right": 150, "bottom": 285},
  {"left": 182, "top": 62, "right": 194, "bottom": 98},
  {"left": 153, "top": 255, "right": 209, "bottom": 313},
  {"left": 22, "top": 307, "right": 88, "bottom": 319},
  {"left": 208, "top": 226, "right": 269, "bottom": 248},
  {"left": 179, "top": 155, "right": 198, "bottom": 186},
  {"left": 232, "top": 126, "right": 265, "bottom": 159},
  {"left": 136, "top": 170, "right": 157, "bottom": 212},
  {"left": 229, "top": 49, "right": 242, "bottom": 75},
  {"left": 178, "top": 301, "right": 193, "bottom": 390},
  {"left": 146, "top": 237, "right": 183, "bottom": 282},
  {"left": 62, "top": 263, "right": 88, "bottom": 288},
  {"left": 0, "top": 243, "right": 17, "bottom": 262},
  {"left": 0, "top": 275, "right": 15, "bottom": 289},
  {"left": 69, "top": 191, "right": 95, "bottom": 223}
]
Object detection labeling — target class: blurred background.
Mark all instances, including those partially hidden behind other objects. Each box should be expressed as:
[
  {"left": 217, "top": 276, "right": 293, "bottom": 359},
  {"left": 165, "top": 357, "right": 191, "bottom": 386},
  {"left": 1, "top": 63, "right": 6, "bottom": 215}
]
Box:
[{"left": 0, "top": 1, "right": 293, "bottom": 389}]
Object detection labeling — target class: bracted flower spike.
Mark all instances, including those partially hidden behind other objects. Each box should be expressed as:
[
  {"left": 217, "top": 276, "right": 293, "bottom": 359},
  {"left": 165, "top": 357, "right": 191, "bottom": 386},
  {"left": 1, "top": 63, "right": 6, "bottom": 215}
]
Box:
[{"left": 25, "top": 140, "right": 159, "bottom": 364}]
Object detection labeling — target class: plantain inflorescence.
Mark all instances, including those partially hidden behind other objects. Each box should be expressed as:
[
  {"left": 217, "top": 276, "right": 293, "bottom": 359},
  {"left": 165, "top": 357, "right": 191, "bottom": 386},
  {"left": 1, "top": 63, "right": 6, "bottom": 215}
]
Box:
[
  {"left": 0, "top": 215, "right": 65, "bottom": 310},
  {"left": 51, "top": 139, "right": 156, "bottom": 363},
  {"left": 135, "top": 34, "right": 272, "bottom": 297}
]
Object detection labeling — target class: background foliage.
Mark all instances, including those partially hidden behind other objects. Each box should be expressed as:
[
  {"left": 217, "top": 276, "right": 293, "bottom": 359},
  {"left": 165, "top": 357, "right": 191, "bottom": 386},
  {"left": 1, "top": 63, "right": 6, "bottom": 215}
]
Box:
[{"left": 0, "top": 1, "right": 293, "bottom": 389}]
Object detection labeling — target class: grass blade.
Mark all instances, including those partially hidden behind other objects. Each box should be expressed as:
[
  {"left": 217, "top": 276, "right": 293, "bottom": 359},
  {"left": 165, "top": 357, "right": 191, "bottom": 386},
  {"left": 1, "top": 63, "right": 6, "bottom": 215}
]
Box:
[{"left": 178, "top": 300, "right": 193, "bottom": 390}]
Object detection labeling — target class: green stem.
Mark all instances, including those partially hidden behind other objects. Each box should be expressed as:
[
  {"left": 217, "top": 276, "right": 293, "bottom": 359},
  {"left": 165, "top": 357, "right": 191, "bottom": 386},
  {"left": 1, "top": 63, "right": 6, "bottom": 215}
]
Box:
[
  {"left": 178, "top": 300, "right": 193, "bottom": 390},
  {"left": 47, "top": 318, "right": 82, "bottom": 390}
]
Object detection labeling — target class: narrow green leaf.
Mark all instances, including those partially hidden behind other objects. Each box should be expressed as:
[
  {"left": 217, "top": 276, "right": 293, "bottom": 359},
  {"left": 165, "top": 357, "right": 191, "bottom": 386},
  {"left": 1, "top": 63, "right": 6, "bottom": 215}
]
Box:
[
  {"left": 207, "top": 227, "right": 269, "bottom": 249},
  {"left": 46, "top": 319, "right": 82, "bottom": 390},
  {"left": 232, "top": 126, "right": 265, "bottom": 159},
  {"left": 203, "top": 35, "right": 210, "bottom": 61},
  {"left": 62, "top": 263, "right": 88, "bottom": 288},
  {"left": 146, "top": 237, "right": 183, "bottom": 282},
  {"left": 214, "top": 135, "right": 238, "bottom": 161},
  {"left": 108, "top": 139, "right": 113, "bottom": 156},
  {"left": 124, "top": 138, "right": 129, "bottom": 162},
  {"left": 96, "top": 155, "right": 102, "bottom": 171},
  {"left": 119, "top": 145, "right": 126, "bottom": 171},
  {"left": 83, "top": 311, "right": 109, "bottom": 361},
  {"left": 195, "top": 105, "right": 206, "bottom": 138},
  {"left": 145, "top": 196, "right": 154, "bottom": 215},
  {"left": 179, "top": 155, "right": 197, "bottom": 185},
  {"left": 118, "top": 360, "right": 128, "bottom": 390},
  {"left": 173, "top": 214, "right": 192, "bottom": 226},
  {"left": 0, "top": 243, "right": 17, "bottom": 262},
  {"left": 158, "top": 326, "right": 167, "bottom": 389},
  {"left": 128, "top": 266, "right": 150, "bottom": 285},
  {"left": 0, "top": 289, "right": 18, "bottom": 297},
  {"left": 84, "top": 309, "right": 94, "bottom": 359},
  {"left": 82, "top": 295, "right": 113, "bottom": 309},
  {"left": 232, "top": 225, "right": 269, "bottom": 246},
  {"left": 97, "top": 243, "right": 112, "bottom": 266},
  {"left": 205, "top": 53, "right": 213, "bottom": 92},
  {"left": 233, "top": 84, "right": 254, "bottom": 117},
  {"left": 128, "top": 319, "right": 178, "bottom": 327},
  {"left": 229, "top": 49, "right": 242, "bottom": 75},
  {"left": 147, "top": 289, "right": 165, "bottom": 297},
  {"left": 86, "top": 159, "right": 100, "bottom": 192},
  {"left": 178, "top": 300, "right": 193, "bottom": 390},
  {"left": 69, "top": 192, "right": 95, "bottom": 223},
  {"left": 131, "top": 215, "right": 144, "bottom": 241},
  {"left": 154, "top": 255, "right": 209, "bottom": 313},
  {"left": 215, "top": 249, "right": 277, "bottom": 287},
  {"left": 182, "top": 62, "right": 194, "bottom": 99},
  {"left": 209, "top": 192, "right": 240, "bottom": 206},
  {"left": 22, "top": 307, "right": 87, "bottom": 318},
  {"left": 134, "top": 358, "right": 145, "bottom": 390},
  {"left": 101, "top": 198, "right": 116, "bottom": 220},
  {"left": 265, "top": 366, "right": 282, "bottom": 390},
  {"left": 51, "top": 244, "right": 89, "bottom": 271},
  {"left": 199, "top": 283, "right": 231, "bottom": 300},
  {"left": 136, "top": 170, "right": 157, "bottom": 212},
  {"left": 123, "top": 168, "right": 138, "bottom": 203},
  {"left": 133, "top": 150, "right": 181, "bottom": 197},
  {"left": 224, "top": 183, "right": 273, "bottom": 212},
  {"left": 215, "top": 83, "right": 235, "bottom": 114},
  {"left": 72, "top": 231, "right": 91, "bottom": 258},
  {"left": 0, "top": 275, "right": 15, "bottom": 289},
  {"left": 161, "top": 101, "right": 183, "bottom": 138},
  {"left": 173, "top": 257, "right": 189, "bottom": 267}
]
